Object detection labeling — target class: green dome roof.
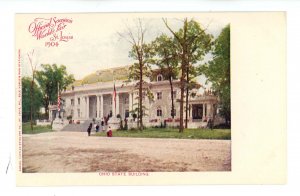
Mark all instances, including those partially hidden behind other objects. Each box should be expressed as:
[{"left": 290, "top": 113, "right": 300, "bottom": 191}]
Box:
[{"left": 69, "top": 66, "right": 130, "bottom": 89}]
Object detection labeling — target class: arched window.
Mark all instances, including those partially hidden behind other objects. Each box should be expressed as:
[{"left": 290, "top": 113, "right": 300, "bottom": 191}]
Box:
[
  {"left": 157, "top": 74, "right": 163, "bottom": 81},
  {"left": 157, "top": 107, "right": 162, "bottom": 117}
]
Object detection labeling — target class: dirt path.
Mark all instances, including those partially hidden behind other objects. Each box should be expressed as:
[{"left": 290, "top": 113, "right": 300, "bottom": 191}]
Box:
[{"left": 22, "top": 132, "right": 231, "bottom": 172}]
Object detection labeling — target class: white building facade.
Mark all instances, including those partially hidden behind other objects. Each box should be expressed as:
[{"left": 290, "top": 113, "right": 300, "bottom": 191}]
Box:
[{"left": 56, "top": 68, "right": 222, "bottom": 128}]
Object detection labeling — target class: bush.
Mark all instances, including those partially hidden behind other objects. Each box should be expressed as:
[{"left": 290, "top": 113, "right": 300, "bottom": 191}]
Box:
[
  {"left": 67, "top": 115, "right": 72, "bottom": 120},
  {"left": 213, "top": 123, "right": 231, "bottom": 129}
]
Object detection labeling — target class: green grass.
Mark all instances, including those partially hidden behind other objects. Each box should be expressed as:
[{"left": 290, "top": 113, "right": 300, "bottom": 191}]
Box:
[
  {"left": 22, "top": 122, "right": 53, "bottom": 134},
  {"left": 94, "top": 127, "right": 231, "bottom": 140}
]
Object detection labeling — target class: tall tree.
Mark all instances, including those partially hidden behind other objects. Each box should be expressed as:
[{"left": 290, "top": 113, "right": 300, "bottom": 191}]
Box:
[
  {"left": 27, "top": 49, "right": 38, "bottom": 131},
  {"left": 200, "top": 25, "right": 230, "bottom": 126},
  {"left": 151, "top": 34, "right": 179, "bottom": 120},
  {"left": 35, "top": 64, "right": 75, "bottom": 118},
  {"left": 119, "top": 19, "right": 154, "bottom": 130},
  {"left": 163, "top": 18, "right": 213, "bottom": 132},
  {"left": 22, "top": 77, "right": 43, "bottom": 123}
]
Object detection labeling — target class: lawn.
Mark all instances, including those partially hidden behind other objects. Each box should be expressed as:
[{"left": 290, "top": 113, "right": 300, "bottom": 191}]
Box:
[
  {"left": 94, "top": 127, "right": 231, "bottom": 140},
  {"left": 22, "top": 122, "right": 53, "bottom": 134}
]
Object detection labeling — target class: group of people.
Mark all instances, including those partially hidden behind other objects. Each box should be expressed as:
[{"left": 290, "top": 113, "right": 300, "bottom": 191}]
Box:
[{"left": 86, "top": 118, "right": 112, "bottom": 137}]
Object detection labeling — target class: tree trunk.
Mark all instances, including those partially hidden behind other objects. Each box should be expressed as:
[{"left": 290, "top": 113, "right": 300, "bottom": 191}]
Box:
[
  {"left": 179, "top": 49, "right": 187, "bottom": 133},
  {"left": 185, "top": 64, "right": 189, "bottom": 129},
  {"left": 44, "top": 97, "right": 50, "bottom": 120},
  {"left": 169, "top": 76, "right": 175, "bottom": 119},
  {"left": 179, "top": 20, "right": 188, "bottom": 133},
  {"left": 139, "top": 62, "right": 143, "bottom": 131},
  {"left": 179, "top": 73, "right": 185, "bottom": 132},
  {"left": 30, "top": 80, "right": 34, "bottom": 131}
]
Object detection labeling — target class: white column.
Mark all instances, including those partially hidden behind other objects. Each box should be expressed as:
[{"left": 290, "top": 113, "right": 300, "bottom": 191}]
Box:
[
  {"left": 129, "top": 92, "right": 132, "bottom": 112},
  {"left": 132, "top": 92, "right": 137, "bottom": 111},
  {"left": 86, "top": 96, "right": 89, "bottom": 119},
  {"left": 111, "top": 94, "right": 115, "bottom": 116},
  {"left": 202, "top": 103, "right": 205, "bottom": 119},
  {"left": 100, "top": 94, "right": 104, "bottom": 119},
  {"left": 97, "top": 95, "right": 100, "bottom": 119},
  {"left": 49, "top": 110, "right": 52, "bottom": 121},
  {"left": 116, "top": 93, "right": 120, "bottom": 115},
  {"left": 81, "top": 96, "right": 84, "bottom": 119},
  {"left": 190, "top": 104, "right": 193, "bottom": 121},
  {"left": 207, "top": 103, "right": 211, "bottom": 118}
]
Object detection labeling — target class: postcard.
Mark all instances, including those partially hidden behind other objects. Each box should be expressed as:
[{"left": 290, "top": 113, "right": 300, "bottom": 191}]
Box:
[{"left": 15, "top": 12, "right": 286, "bottom": 185}]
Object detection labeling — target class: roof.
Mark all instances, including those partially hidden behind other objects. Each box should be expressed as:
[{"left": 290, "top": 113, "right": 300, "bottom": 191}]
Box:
[
  {"left": 67, "top": 66, "right": 130, "bottom": 89},
  {"left": 67, "top": 65, "right": 201, "bottom": 89}
]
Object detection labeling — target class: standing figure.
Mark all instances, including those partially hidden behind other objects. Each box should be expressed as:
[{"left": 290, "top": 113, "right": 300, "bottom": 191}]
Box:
[
  {"left": 95, "top": 122, "right": 100, "bottom": 133},
  {"left": 87, "top": 123, "right": 92, "bottom": 136},
  {"left": 107, "top": 126, "right": 112, "bottom": 137},
  {"left": 100, "top": 119, "right": 104, "bottom": 132}
]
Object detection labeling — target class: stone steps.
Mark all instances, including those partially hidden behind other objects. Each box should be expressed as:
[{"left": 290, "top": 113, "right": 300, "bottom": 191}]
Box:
[{"left": 60, "top": 120, "right": 93, "bottom": 132}]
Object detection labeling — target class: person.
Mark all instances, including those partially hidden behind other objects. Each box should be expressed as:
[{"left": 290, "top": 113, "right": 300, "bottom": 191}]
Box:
[
  {"left": 124, "top": 118, "right": 128, "bottom": 130},
  {"left": 87, "top": 123, "right": 92, "bottom": 136},
  {"left": 100, "top": 119, "right": 104, "bottom": 132},
  {"left": 95, "top": 122, "right": 100, "bottom": 133},
  {"left": 107, "top": 126, "right": 112, "bottom": 137}
]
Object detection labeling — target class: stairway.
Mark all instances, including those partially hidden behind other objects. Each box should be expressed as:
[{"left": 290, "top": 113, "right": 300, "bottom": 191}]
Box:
[{"left": 60, "top": 120, "right": 93, "bottom": 132}]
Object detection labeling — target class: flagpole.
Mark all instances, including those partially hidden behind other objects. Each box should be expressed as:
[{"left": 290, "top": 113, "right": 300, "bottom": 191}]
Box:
[
  {"left": 57, "top": 82, "right": 60, "bottom": 113},
  {"left": 113, "top": 70, "right": 116, "bottom": 117}
]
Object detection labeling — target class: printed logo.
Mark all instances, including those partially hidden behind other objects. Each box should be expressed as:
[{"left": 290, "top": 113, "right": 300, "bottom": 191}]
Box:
[{"left": 28, "top": 17, "right": 74, "bottom": 47}]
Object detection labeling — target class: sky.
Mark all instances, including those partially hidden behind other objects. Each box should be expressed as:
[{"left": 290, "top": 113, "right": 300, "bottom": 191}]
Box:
[{"left": 19, "top": 13, "right": 230, "bottom": 88}]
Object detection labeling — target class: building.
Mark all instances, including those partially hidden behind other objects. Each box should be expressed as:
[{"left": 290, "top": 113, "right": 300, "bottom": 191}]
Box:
[{"left": 52, "top": 66, "right": 223, "bottom": 129}]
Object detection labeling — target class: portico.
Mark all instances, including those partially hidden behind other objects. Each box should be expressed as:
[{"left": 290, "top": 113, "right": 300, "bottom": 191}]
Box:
[
  {"left": 64, "top": 90, "right": 134, "bottom": 121},
  {"left": 189, "top": 94, "right": 218, "bottom": 122}
]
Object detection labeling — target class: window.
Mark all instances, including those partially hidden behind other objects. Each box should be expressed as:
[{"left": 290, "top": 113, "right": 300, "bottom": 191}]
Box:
[
  {"left": 71, "top": 109, "right": 74, "bottom": 117},
  {"left": 78, "top": 98, "right": 80, "bottom": 105},
  {"left": 157, "top": 92, "right": 162, "bottom": 100},
  {"left": 157, "top": 108, "right": 162, "bottom": 117},
  {"left": 124, "top": 97, "right": 129, "bottom": 104},
  {"left": 142, "top": 92, "right": 146, "bottom": 100},
  {"left": 71, "top": 99, "right": 74, "bottom": 106},
  {"left": 171, "top": 109, "right": 176, "bottom": 117},
  {"left": 157, "top": 74, "right": 163, "bottom": 81},
  {"left": 171, "top": 90, "right": 177, "bottom": 99},
  {"left": 77, "top": 109, "right": 80, "bottom": 117}
]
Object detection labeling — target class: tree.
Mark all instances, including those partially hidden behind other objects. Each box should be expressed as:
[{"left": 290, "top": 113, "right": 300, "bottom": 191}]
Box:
[
  {"left": 22, "top": 77, "right": 43, "bottom": 123},
  {"left": 35, "top": 64, "right": 75, "bottom": 118},
  {"left": 119, "top": 19, "right": 154, "bottom": 131},
  {"left": 27, "top": 49, "right": 38, "bottom": 130},
  {"left": 163, "top": 18, "right": 213, "bottom": 132},
  {"left": 200, "top": 25, "right": 230, "bottom": 126},
  {"left": 151, "top": 34, "right": 179, "bottom": 120}
]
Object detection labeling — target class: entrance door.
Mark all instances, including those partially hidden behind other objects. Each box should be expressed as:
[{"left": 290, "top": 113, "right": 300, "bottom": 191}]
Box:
[{"left": 192, "top": 104, "right": 203, "bottom": 120}]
